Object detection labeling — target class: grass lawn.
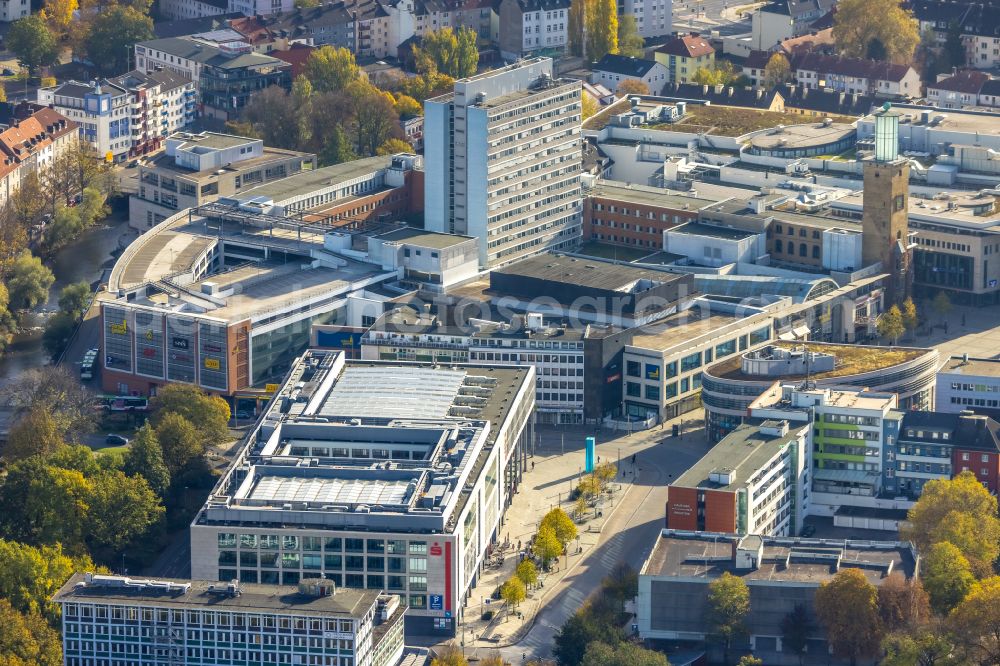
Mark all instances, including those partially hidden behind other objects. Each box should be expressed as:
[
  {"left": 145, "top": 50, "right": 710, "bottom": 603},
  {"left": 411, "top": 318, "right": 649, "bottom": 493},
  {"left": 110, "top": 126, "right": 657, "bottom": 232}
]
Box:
[
  {"left": 92, "top": 444, "right": 129, "bottom": 456},
  {"left": 578, "top": 241, "right": 653, "bottom": 262},
  {"left": 653, "top": 105, "right": 856, "bottom": 137}
]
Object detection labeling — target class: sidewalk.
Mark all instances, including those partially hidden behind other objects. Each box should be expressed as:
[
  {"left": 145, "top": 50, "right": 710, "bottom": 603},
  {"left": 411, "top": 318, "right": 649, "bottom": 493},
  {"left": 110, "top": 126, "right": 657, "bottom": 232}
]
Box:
[{"left": 458, "top": 416, "right": 707, "bottom": 650}]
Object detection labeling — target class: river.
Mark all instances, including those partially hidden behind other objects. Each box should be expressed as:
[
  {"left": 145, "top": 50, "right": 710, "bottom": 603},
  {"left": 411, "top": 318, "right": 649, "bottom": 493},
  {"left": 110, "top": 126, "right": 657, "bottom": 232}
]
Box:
[{"left": 0, "top": 207, "right": 137, "bottom": 385}]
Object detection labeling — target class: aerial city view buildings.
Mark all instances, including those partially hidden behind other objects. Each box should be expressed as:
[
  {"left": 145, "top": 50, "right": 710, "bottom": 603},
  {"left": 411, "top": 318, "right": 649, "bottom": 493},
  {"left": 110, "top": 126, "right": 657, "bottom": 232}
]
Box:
[{"left": 1, "top": 0, "right": 1000, "bottom": 663}]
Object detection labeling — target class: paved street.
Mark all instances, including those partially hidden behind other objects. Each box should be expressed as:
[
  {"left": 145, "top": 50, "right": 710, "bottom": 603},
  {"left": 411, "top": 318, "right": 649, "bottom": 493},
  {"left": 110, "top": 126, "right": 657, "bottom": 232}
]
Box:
[{"left": 454, "top": 415, "right": 709, "bottom": 662}]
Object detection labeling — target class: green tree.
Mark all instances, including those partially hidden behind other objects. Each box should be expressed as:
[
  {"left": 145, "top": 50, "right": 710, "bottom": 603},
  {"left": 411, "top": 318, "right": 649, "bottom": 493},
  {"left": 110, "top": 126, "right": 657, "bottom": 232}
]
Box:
[
  {"left": 8, "top": 250, "right": 55, "bottom": 311},
  {"left": 345, "top": 81, "right": 402, "bottom": 156},
  {"left": 0, "top": 457, "right": 91, "bottom": 549},
  {"left": 881, "top": 627, "right": 959, "bottom": 666},
  {"left": 3, "top": 409, "right": 64, "bottom": 461},
  {"left": 58, "top": 281, "right": 92, "bottom": 319},
  {"left": 86, "top": 470, "right": 164, "bottom": 553},
  {"left": 43, "top": 313, "right": 77, "bottom": 361},
  {"left": 617, "top": 15, "right": 645, "bottom": 58},
  {"left": 7, "top": 15, "right": 59, "bottom": 77},
  {"left": 832, "top": 0, "right": 919, "bottom": 62},
  {"left": 291, "top": 75, "right": 314, "bottom": 148},
  {"left": 394, "top": 93, "right": 422, "bottom": 118},
  {"left": 706, "top": 572, "right": 750, "bottom": 665},
  {"left": 931, "top": 291, "right": 952, "bottom": 321},
  {"left": 585, "top": 0, "right": 618, "bottom": 61},
  {"left": 413, "top": 27, "right": 478, "bottom": 79},
  {"left": 540, "top": 508, "right": 577, "bottom": 546},
  {"left": 376, "top": 138, "right": 413, "bottom": 155},
  {"left": 692, "top": 61, "right": 742, "bottom": 86},
  {"left": 602, "top": 562, "right": 638, "bottom": 614},
  {"left": 736, "top": 657, "right": 762, "bottom": 666},
  {"left": 903, "top": 472, "right": 1000, "bottom": 577},
  {"left": 763, "top": 52, "right": 792, "bottom": 88},
  {"left": 901, "top": 297, "right": 918, "bottom": 337},
  {"left": 500, "top": 576, "right": 526, "bottom": 611},
  {"left": 83, "top": 5, "right": 155, "bottom": 76},
  {"left": 0, "top": 284, "right": 18, "bottom": 352},
  {"left": 553, "top": 604, "right": 624, "bottom": 666},
  {"left": 154, "top": 413, "right": 205, "bottom": 475},
  {"left": 320, "top": 124, "right": 357, "bottom": 165},
  {"left": 0, "top": 539, "right": 90, "bottom": 618},
  {"left": 878, "top": 573, "right": 930, "bottom": 632},
  {"left": 242, "top": 86, "right": 300, "bottom": 149},
  {"left": 568, "top": 0, "right": 587, "bottom": 57},
  {"left": 516, "top": 558, "right": 538, "bottom": 588},
  {"left": 781, "top": 604, "right": 811, "bottom": 666},
  {"left": 815, "top": 568, "right": 882, "bottom": 666},
  {"left": 122, "top": 423, "right": 171, "bottom": 495},
  {"left": 581, "top": 642, "right": 669, "bottom": 666},
  {"left": 0, "top": 366, "right": 95, "bottom": 442},
  {"left": 921, "top": 541, "right": 975, "bottom": 614},
  {"left": 0, "top": 599, "right": 63, "bottom": 666},
  {"left": 304, "top": 46, "right": 360, "bottom": 93},
  {"left": 948, "top": 576, "right": 1000, "bottom": 665},
  {"left": 582, "top": 94, "right": 599, "bottom": 120},
  {"left": 532, "top": 523, "right": 562, "bottom": 567},
  {"left": 49, "top": 445, "right": 102, "bottom": 476},
  {"left": 878, "top": 305, "right": 906, "bottom": 344},
  {"left": 150, "top": 383, "right": 231, "bottom": 443}
]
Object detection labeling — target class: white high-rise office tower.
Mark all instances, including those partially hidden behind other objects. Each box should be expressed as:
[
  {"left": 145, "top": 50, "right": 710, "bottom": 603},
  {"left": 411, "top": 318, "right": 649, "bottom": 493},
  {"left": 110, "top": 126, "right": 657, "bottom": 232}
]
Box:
[{"left": 424, "top": 57, "right": 583, "bottom": 268}]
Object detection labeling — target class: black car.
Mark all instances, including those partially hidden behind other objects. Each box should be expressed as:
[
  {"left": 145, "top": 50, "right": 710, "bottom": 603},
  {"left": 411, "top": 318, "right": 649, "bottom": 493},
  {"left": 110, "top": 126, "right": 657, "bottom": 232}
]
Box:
[
  {"left": 801, "top": 525, "right": 816, "bottom": 537},
  {"left": 105, "top": 434, "right": 129, "bottom": 446}
]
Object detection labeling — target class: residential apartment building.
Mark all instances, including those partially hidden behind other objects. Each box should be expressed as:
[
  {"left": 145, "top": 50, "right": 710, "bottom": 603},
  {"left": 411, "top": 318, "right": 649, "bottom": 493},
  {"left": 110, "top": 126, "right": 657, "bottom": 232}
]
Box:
[
  {"left": 582, "top": 181, "right": 708, "bottom": 251},
  {"left": 159, "top": 0, "right": 294, "bottom": 20},
  {"left": 134, "top": 38, "right": 291, "bottom": 120},
  {"left": 665, "top": 420, "right": 810, "bottom": 536},
  {"left": 926, "top": 70, "right": 992, "bottom": 108},
  {"left": 893, "top": 410, "right": 1000, "bottom": 497},
  {"left": 496, "top": 0, "right": 570, "bottom": 59},
  {"left": 0, "top": 103, "right": 78, "bottom": 206},
  {"left": 191, "top": 350, "right": 535, "bottom": 636},
  {"left": 790, "top": 53, "right": 921, "bottom": 97},
  {"left": 592, "top": 55, "right": 668, "bottom": 95},
  {"left": 936, "top": 355, "right": 1000, "bottom": 419},
  {"left": 424, "top": 58, "right": 583, "bottom": 268},
  {"left": 750, "top": 0, "right": 835, "bottom": 51},
  {"left": 913, "top": 1, "right": 1000, "bottom": 70},
  {"left": 638, "top": 531, "right": 917, "bottom": 666},
  {"left": 54, "top": 573, "right": 405, "bottom": 666},
  {"left": 129, "top": 131, "right": 316, "bottom": 230},
  {"left": 38, "top": 70, "right": 195, "bottom": 164},
  {"left": 0, "top": 0, "right": 28, "bottom": 21},
  {"left": 654, "top": 33, "right": 716, "bottom": 84},
  {"left": 620, "top": 0, "right": 671, "bottom": 38}
]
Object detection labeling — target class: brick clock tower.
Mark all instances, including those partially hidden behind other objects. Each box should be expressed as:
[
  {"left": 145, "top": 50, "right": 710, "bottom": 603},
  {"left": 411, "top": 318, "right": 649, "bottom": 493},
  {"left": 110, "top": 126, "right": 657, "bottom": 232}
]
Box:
[{"left": 862, "top": 103, "right": 913, "bottom": 305}]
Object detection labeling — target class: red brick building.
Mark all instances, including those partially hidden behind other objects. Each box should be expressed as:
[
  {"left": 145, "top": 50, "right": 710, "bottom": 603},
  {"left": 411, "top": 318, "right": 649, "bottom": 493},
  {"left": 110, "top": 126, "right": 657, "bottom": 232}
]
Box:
[{"left": 583, "top": 182, "right": 710, "bottom": 251}]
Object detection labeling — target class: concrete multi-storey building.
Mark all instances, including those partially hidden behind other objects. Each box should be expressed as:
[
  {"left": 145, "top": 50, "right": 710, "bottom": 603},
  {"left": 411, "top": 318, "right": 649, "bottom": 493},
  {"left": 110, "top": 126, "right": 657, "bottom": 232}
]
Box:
[
  {"left": 38, "top": 69, "right": 196, "bottom": 164},
  {"left": 0, "top": 103, "right": 78, "bottom": 206},
  {"left": 937, "top": 355, "right": 1000, "bottom": 419},
  {"left": 702, "top": 342, "right": 938, "bottom": 442},
  {"left": 619, "top": 0, "right": 671, "bottom": 38},
  {"left": 134, "top": 38, "right": 291, "bottom": 121},
  {"left": 496, "top": 0, "right": 569, "bottom": 59},
  {"left": 638, "top": 531, "right": 917, "bottom": 665},
  {"left": 582, "top": 181, "right": 709, "bottom": 251},
  {"left": 54, "top": 573, "right": 405, "bottom": 666},
  {"left": 129, "top": 132, "right": 316, "bottom": 230},
  {"left": 190, "top": 350, "right": 535, "bottom": 636},
  {"left": 665, "top": 420, "right": 810, "bottom": 536},
  {"left": 425, "top": 58, "right": 583, "bottom": 268},
  {"left": 0, "top": 0, "right": 28, "bottom": 22}
]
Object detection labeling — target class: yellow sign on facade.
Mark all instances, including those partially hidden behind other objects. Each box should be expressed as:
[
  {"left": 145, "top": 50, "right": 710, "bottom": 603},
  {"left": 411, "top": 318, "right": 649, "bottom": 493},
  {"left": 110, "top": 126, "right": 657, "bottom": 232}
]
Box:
[
  {"left": 110, "top": 320, "right": 127, "bottom": 335},
  {"left": 264, "top": 383, "right": 280, "bottom": 393},
  {"left": 204, "top": 358, "right": 220, "bottom": 370}
]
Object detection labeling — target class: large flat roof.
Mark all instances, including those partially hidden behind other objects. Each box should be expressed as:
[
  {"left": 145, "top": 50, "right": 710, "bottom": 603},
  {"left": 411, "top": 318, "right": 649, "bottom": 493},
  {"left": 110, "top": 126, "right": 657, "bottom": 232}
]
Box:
[
  {"left": 54, "top": 573, "right": 379, "bottom": 617},
  {"left": 373, "top": 227, "right": 475, "bottom": 250},
  {"left": 672, "top": 424, "right": 804, "bottom": 491},
  {"left": 643, "top": 531, "right": 917, "bottom": 584},
  {"left": 494, "top": 252, "right": 689, "bottom": 291},
  {"left": 709, "top": 342, "right": 932, "bottom": 381},
  {"left": 587, "top": 182, "right": 716, "bottom": 210},
  {"left": 940, "top": 356, "right": 1000, "bottom": 378},
  {"left": 238, "top": 156, "right": 392, "bottom": 203},
  {"left": 629, "top": 309, "right": 742, "bottom": 351},
  {"left": 669, "top": 222, "right": 759, "bottom": 240},
  {"left": 145, "top": 147, "right": 307, "bottom": 179}
]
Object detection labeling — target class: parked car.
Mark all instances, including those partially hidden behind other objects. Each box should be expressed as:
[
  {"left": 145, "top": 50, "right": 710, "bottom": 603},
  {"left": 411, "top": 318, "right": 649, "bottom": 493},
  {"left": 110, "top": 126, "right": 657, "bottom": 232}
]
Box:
[
  {"left": 235, "top": 410, "right": 253, "bottom": 419},
  {"left": 105, "top": 434, "right": 129, "bottom": 446},
  {"left": 801, "top": 524, "right": 816, "bottom": 537}
]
